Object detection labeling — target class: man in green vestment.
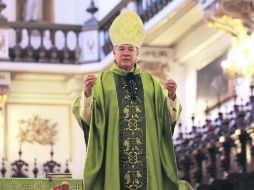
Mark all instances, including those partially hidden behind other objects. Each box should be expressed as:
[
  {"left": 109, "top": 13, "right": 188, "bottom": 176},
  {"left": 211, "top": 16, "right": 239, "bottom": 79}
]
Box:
[{"left": 73, "top": 10, "right": 186, "bottom": 190}]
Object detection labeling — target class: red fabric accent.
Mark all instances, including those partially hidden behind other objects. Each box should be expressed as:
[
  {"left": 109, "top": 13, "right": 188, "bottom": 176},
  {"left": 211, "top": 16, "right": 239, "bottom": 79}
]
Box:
[{"left": 51, "top": 184, "right": 69, "bottom": 190}]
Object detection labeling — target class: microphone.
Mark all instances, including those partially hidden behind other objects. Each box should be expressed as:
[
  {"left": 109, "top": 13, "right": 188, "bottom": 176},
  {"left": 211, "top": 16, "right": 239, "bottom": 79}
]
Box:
[{"left": 125, "top": 72, "right": 136, "bottom": 100}]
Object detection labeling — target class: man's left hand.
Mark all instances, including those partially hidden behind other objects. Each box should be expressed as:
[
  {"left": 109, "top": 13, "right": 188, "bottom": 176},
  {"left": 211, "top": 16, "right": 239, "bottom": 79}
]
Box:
[{"left": 164, "top": 79, "right": 177, "bottom": 100}]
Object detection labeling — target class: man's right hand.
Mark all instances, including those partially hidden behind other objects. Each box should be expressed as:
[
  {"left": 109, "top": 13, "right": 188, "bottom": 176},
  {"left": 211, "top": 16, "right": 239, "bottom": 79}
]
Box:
[{"left": 84, "top": 74, "right": 97, "bottom": 97}]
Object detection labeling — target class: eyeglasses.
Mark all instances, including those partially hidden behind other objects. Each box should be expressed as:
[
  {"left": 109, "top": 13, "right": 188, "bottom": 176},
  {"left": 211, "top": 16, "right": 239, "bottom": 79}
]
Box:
[{"left": 114, "top": 45, "right": 138, "bottom": 53}]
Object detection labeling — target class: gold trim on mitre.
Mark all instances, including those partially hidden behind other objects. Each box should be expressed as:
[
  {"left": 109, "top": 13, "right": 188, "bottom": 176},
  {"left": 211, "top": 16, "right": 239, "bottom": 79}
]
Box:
[{"left": 109, "top": 10, "right": 145, "bottom": 49}]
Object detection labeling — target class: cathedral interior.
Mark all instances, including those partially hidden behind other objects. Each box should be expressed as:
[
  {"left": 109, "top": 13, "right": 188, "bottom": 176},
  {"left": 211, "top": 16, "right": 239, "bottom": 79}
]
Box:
[{"left": 0, "top": 0, "right": 254, "bottom": 189}]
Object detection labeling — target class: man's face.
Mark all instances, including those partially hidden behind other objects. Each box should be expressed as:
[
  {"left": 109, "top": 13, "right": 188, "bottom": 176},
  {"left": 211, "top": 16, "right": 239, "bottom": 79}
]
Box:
[{"left": 113, "top": 44, "right": 139, "bottom": 71}]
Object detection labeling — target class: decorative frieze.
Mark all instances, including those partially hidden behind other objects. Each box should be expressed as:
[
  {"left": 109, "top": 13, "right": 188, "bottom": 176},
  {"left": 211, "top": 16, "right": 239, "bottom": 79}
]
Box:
[
  {"left": 139, "top": 46, "right": 173, "bottom": 81},
  {"left": 199, "top": 0, "right": 254, "bottom": 36}
]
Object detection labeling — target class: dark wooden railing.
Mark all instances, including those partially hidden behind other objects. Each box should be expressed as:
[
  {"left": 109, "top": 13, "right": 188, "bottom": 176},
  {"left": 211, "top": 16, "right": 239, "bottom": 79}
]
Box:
[
  {"left": 137, "top": 0, "right": 174, "bottom": 22},
  {"left": 174, "top": 84, "right": 254, "bottom": 189}
]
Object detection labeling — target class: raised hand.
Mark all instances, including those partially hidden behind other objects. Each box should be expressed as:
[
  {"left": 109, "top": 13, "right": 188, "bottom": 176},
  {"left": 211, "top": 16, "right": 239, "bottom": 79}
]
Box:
[
  {"left": 84, "top": 74, "right": 97, "bottom": 97},
  {"left": 164, "top": 79, "right": 177, "bottom": 100}
]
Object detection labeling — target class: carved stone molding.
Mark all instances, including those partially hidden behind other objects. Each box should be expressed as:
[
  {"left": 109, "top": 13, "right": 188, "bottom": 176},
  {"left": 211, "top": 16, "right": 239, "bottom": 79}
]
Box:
[
  {"left": 138, "top": 46, "right": 173, "bottom": 82},
  {"left": 200, "top": 0, "right": 254, "bottom": 36}
]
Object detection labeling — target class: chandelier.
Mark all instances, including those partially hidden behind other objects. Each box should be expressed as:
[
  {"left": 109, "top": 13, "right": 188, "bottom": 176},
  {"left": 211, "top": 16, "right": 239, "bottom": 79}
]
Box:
[
  {"left": 221, "top": 33, "right": 254, "bottom": 79},
  {"left": 199, "top": 0, "right": 254, "bottom": 79}
]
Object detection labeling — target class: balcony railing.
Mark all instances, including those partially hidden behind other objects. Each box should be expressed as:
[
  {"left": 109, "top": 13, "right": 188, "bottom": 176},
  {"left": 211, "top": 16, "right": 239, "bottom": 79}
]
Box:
[
  {"left": 7, "top": 22, "right": 81, "bottom": 64},
  {"left": 0, "top": 0, "right": 176, "bottom": 64}
]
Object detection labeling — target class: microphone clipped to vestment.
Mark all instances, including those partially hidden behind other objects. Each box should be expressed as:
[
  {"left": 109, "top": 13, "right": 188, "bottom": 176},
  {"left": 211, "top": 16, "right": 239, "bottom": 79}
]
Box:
[{"left": 125, "top": 72, "right": 136, "bottom": 100}]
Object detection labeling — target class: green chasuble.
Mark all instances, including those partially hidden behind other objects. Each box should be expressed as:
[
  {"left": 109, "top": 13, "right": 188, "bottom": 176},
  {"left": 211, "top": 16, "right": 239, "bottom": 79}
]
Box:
[{"left": 73, "top": 64, "right": 179, "bottom": 190}]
